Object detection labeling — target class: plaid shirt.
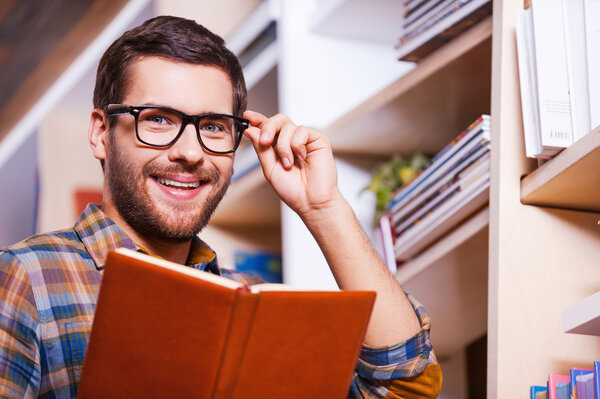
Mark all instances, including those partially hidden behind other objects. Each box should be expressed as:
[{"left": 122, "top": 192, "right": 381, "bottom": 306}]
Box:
[{"left": 0, "top": 204, "right": 440, "bottom": 398}]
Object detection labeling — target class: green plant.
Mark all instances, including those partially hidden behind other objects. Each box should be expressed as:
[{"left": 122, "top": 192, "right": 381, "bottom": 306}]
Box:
[{"left": 364, "top": 153, "right": 430, "bottom": 224}]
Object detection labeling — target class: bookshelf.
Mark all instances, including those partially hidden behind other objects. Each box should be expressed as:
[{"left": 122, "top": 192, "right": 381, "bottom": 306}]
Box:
[
  {"left": 520, "top": 125, "right": 600, "bottom": 212},
  {"left": 324, "top": 16, "right": 493, "bottom": 156},
  {"left": 489, "top": 0, "right": 600, "bottom": 396}
]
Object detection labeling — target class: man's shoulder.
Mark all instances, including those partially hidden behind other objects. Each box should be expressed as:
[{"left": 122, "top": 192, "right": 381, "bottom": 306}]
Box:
[{"left": 1, "top": 228, "right": 84, "bottom": 266}]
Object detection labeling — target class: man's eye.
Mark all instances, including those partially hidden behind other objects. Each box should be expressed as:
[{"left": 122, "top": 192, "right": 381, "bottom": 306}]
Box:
[
  {"left": 148, "top": 115, "right": 169, "bottom": 124},
  {"left": 203, "top": 123, "right": 222, "bottom": 132}
]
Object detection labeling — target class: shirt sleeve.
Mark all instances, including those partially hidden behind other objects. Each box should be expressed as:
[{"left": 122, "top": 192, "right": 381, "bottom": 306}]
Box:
[
  {"left": 0, "top": 251, "right": 42, "bottom": 399},
  {"left": 348, "top": 293, "right": 443, "bottom": 399}
]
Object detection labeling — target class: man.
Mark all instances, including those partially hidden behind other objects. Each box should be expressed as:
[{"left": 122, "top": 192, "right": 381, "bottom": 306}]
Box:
[{"left": 0, "top": 16, "right": 441, "bottom": 398}]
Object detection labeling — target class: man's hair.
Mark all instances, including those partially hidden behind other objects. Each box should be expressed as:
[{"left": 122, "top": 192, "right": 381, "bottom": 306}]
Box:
[{"left": 93, "top": 15, "right": 247, "bottom": 118}]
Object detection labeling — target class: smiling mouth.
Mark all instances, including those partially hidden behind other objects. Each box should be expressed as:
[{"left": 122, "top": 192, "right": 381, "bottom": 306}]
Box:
[{"left": 154, "top": 177, "right": 202, "bottom": 190}]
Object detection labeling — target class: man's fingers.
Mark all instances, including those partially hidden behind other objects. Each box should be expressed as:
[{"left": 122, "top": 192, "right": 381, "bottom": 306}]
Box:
[
  {"left": 243, "top": 110, "right": 268, "bottom": 127},
  {"left": 274, "top": 122, "right": 298, "bottom": 169},
  {"left": 290, "top": 126, "right": 310, "bottom": 162}
]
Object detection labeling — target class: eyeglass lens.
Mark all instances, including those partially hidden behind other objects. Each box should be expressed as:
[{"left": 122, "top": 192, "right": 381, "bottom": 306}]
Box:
[{"left": 137, "top": 107, "right": 239, "bottom": 152}]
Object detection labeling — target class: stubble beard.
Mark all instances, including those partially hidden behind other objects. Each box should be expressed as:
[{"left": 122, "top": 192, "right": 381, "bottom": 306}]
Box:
[{"left": 106, "top": 143, "right": 232, "bottom": 243}]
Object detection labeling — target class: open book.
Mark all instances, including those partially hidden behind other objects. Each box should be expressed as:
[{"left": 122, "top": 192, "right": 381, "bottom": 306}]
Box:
[{"left": 77, "top": 248, "right": 376, "bottom": 398}]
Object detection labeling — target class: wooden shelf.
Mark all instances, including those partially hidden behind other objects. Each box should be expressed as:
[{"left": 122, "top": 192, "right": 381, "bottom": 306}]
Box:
[
  {"left": 396, "top": 207, "right": 489, "bottom": 358},
  {"left": 210, "top": 167, "right": 280, "bottom": 228},
  {"left": 520, "top": 126, "right": 600, "bottom": 212},
  {"left": 563, "top": 291, "right": 600, "bottom": 336},
  {"left": 325, "top": 17, "right": 492, "bottom": 157}
]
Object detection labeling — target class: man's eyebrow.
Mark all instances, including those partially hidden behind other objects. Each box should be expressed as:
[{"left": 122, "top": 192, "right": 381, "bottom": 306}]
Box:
[{"left": 139, "top": 103, "right": 229, "bottom": 115}]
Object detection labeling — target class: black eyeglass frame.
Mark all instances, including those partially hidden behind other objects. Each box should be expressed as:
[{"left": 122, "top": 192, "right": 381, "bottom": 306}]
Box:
[{"left": 106, "top": 104, "right": 249, "bottom": 154}]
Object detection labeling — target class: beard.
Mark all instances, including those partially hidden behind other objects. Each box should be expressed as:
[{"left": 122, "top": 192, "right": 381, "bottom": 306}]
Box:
[{"left": 105, "top": 142, "right": 232, "bottom": 243}]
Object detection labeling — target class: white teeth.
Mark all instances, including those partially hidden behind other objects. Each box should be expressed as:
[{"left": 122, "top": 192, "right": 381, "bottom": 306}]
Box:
[{"left": 156, "top": 177, "right": 201, "bottom": 189}]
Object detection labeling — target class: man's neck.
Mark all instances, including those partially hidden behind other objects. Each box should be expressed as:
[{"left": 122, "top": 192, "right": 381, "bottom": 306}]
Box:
[{"left": 101, "top": 203, "right": 192, "bottom": 265}]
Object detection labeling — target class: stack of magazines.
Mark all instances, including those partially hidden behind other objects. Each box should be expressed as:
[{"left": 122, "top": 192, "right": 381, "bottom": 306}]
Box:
[
  {"left": 397, "top": 0, "right": 492, "bottom": 62},
  {"left": 381, "top": 115, "right": 490, "bottom": 263}
]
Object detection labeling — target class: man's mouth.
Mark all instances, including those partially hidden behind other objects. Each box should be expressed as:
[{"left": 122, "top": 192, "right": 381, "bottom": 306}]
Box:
[{"left": 154, "top": 177, "right": 202, "bottom": 190}]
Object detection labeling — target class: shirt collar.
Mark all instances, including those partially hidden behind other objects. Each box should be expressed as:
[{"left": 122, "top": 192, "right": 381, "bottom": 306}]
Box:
[{"left": 73, "top": 203, "right": 220, "bottom": 274}]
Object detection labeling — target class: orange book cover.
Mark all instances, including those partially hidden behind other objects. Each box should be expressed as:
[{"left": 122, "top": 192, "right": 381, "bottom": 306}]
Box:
[{"left": 77, "top": 248, "right": 375, "bottom": 398}]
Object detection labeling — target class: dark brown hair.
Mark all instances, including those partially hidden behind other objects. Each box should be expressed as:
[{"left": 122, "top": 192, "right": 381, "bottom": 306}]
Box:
[{"left": 93, "top": 15, "right": 247, "bottom": 118}]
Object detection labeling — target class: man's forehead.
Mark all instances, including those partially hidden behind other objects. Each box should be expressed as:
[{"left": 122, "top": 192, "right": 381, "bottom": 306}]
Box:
[{"left": 123, "top": 56, "right": 234, "bottom": 114}]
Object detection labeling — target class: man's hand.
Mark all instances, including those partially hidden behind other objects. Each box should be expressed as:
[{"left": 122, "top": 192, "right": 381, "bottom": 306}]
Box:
[
  {"left": 242, "top": 110, "right": 344, "bottom": 219},
  {"left": 242, "top": 110, "right": 421, "bottom": 346}
]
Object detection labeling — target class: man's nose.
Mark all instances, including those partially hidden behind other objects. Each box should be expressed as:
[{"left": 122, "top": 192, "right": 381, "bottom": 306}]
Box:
[{"left": 167, "top": 124, "right": 205, "bottom": 164}]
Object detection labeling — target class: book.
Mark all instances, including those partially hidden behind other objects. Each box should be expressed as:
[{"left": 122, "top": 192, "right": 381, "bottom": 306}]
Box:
[
  {"left": 388, "top": 115, "right": 490, "bottom": 213},
  {"left": 562, "top": 0, "right": 591, "bottom": 142},
  {"left": 516, "top": 7, "right": 544, "bottom": 158},
  {"left": 595, "top": 361, "right": 600, "bottom": 399},
  {"left": 390, "top": 143, "right": 489, "bottom": 228},
  {"left": 77, "top": 248, "right": 376, "bottom": 398},
  {"left": 397, "top": 0, "right": 492, "bottom": 62},
  {"left": 584, "top": 0, "right": 600, "bottom": 131},
  {"left": 531, "top": 0, "right": 574, "bottom": 151},
  {"left": 378, "top": 214, "right": 397, "bottom": 274},
  {"left": 393, "top": 170, "right": 488, "bottom": 261},
  {"left": 531, "top": 385, "right": 548, "bottom": 399},
  {"left": 549, "top": 374, "right": 571, "bottom": 399},
  {"left": 571, "top": 368, "right": 594, "bottom": 399},
  {"left": 392, "top": 151, "right": 489, "bottom": 235},
  {"left": 576, "top": 374, "right": 595, "bottom": 399}
]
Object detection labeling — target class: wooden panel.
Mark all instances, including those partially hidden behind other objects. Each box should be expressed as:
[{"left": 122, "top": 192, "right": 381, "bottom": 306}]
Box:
[
  {"left": 326, "top": 17, "right": 493, "bottom": 156},
  {"left": 0, "top": 0, "right": 128, "bottom": 140},
  {"left": 397, "top": 208, "right": 489, "bottom": 358},
  {"left": 488, "top": 0, "right": 600, "bottom": 396},
  {"left": 520, "top": 126, "right": 600, "bottom": 212}
]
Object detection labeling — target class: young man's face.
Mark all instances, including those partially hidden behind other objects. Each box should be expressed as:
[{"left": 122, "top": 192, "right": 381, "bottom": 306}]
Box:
[{"left": 102, "top": 56, "right": 235, "bottom": 242}]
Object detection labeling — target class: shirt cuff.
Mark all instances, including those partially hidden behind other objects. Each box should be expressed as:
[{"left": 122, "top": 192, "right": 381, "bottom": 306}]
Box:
[{"left": 355, "top": 293, "right": 437, "bottom": 380}]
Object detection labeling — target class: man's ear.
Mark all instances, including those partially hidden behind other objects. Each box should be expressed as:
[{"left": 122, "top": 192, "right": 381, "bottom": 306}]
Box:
[{"left": 89, "top": 109, "right": 109, "bottom": 161}]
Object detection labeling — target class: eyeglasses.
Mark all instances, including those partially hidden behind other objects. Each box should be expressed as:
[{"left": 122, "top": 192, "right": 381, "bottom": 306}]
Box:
[{"left": 106, "top": 104, "right": 249, "bottom": 154}]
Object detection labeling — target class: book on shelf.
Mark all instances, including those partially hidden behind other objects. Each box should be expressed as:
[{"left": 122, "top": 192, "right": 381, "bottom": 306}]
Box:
[
  {"left": 548, "top": 374, "right": 570, "bottom": 399},
  {"left": 378, "top": 214, "right": 398, "bottom": 274},
  {"left": 77, "top": 248, "right": 375, "bottom": 399},
  {"left": 531, "top": 385, "right": 548, "bottom": 399},
  {"left": 396, "top": 0, "right": 492, "bottom": 62},
  {"left": 388, "top": 114, "right": 490, "bottom": 213},
  {"left": 570, "top": 368, "right": 594, "bottom": 399},
  {"left": 584, "top": 0, "right": 600, "bottom": 131},
  {"left": 562, "top": 0, "right": 591, "bottom": 142},
  {"left": 594, "top": 362, "right": 600, "bottom": 399},
  {"left": 381, "top": 115, "right": 490, "bottom": 261},
  {"left": 516, "top": 0, "right": 600, "bottom": 159},
  {"left": 393, "top": 169, "right": 489, "bottom": 261}
]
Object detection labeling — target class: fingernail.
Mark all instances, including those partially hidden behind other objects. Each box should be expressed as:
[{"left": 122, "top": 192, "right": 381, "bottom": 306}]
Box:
[
  {"left": 260, "top": 133, "right": 268, "bottom": 143},
  {"left": 283, "top": 157, "right": 291, "bottom": 168}
]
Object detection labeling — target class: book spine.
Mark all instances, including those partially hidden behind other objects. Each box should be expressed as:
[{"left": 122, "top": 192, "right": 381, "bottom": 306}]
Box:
[
  {"left": 584, "top": 0, "right": 600, "bottom": 130},
  {"left": 387, "top": 116, "right": 488, "bottom": 211},
  {"left": 562, "top": 0, "right": 591, "bottom": 142},
  {"left": 399, "top": 0, "right": 492, "bottom": 62},
  {"left": 516, "top": 8, "right": 543, "bottom": 158},
  {"left": 531, "top": 0, "right": 574, "bottom": 149}
]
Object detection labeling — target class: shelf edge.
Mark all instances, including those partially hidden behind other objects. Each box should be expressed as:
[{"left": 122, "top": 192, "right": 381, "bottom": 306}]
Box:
[
  {"left": 563, "top": 291, "right": 600, "bottom": 336},
  {"left": 520, "top": 126, "right": 600, "bottom": 211}
]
